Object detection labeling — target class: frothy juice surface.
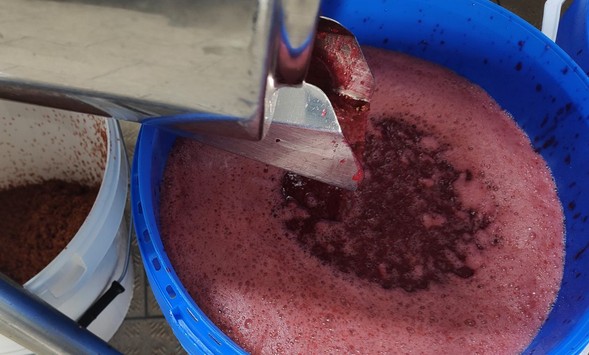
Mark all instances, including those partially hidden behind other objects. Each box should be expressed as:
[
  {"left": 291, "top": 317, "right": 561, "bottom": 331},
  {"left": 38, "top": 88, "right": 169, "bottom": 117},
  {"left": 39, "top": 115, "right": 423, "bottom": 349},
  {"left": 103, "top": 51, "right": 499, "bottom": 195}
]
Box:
[{"left": 159, "top": 47, "right": 564, "bottom": 354}]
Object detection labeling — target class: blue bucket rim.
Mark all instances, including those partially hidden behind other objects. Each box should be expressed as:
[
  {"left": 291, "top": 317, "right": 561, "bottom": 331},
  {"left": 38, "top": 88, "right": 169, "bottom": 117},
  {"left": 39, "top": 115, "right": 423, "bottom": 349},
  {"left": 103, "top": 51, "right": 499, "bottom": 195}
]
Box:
[{"left": 131, "top": 127, "right": 247, "bottom": 354}]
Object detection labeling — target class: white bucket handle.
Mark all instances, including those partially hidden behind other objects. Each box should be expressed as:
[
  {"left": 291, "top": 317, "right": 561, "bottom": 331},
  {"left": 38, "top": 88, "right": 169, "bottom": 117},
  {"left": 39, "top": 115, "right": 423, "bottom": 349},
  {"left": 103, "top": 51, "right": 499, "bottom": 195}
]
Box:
[{"left": 542, "top": 0, "right": 567, "bottom": 41}]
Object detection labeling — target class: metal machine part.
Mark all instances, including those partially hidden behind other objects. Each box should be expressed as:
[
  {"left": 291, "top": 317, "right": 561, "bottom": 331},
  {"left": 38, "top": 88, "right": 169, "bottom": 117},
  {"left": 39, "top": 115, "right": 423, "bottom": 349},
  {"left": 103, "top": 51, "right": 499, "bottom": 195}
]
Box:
[
  {"left": 0, "top": 273, "right": 121, "bottom": 355},
  {"left": 192, "top": 83, "right": 362, "bottom": 189},
  {"left": 0, "top": 0, "right": 319, "bottom": 140},
  {"left": 0, "top": 0, "right": 366, "bottom": 189}
]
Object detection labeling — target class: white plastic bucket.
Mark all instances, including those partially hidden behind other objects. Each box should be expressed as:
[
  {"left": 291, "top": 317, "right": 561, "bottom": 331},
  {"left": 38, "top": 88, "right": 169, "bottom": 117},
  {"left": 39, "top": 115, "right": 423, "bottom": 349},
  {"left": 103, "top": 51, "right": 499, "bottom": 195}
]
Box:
[
  {"left": 0, "top": 99, "right": 133, "bottom": 354},
  {"left": 542, "top": 0, "right": 567, "bottom": 40}
]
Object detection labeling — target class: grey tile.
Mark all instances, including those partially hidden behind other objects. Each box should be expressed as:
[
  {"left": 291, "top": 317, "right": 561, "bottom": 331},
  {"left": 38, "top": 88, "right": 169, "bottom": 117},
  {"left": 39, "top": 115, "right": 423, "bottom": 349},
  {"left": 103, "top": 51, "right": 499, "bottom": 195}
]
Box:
[
  {"left": 125, "top": 236, "right": 147, "bottom": 318},
  {"left": 109, "top": 318, "right": 186, "bottom": 355},
  {"left": 119, "top": 121, "right": 140, "bottom": 160},
  {"left": 146, "top": 283, "right": 164, "bottom": 317}
]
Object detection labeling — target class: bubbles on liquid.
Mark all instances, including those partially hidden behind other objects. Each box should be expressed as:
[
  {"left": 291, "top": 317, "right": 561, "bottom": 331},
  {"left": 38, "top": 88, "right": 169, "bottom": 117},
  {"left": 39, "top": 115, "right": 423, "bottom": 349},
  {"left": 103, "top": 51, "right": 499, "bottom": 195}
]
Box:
[
  {"left": 464, "top": 319, "right": 477, "bottom": 327},
  {"left": 527, "top": 227, "right": 537, "bottom": 240}
]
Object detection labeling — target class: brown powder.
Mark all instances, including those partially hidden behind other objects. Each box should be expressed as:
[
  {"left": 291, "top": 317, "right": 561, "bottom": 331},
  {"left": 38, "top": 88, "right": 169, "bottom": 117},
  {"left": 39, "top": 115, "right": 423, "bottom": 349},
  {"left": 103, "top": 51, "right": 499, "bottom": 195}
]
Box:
[{"left": 0, "top": 179, "right": 99, "bottom": 284}]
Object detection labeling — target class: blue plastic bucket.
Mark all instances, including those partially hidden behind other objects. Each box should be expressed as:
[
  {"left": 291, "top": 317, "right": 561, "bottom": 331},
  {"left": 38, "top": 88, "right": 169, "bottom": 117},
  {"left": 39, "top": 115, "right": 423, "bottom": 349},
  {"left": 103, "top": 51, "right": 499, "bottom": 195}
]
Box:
[
  {"left": 131, "top": 0, "right": 589, "bottom": 353},
  {"left": 557, "top": 0, "right": 589, "bottom": 74}
]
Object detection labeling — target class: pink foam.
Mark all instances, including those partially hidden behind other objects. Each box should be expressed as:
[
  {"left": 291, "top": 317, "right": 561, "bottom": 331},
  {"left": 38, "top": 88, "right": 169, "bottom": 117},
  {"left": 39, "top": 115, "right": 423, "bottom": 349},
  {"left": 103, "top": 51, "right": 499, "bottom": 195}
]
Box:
[{"left": 159, "top": 48, "right": 564, "bottom": 354}]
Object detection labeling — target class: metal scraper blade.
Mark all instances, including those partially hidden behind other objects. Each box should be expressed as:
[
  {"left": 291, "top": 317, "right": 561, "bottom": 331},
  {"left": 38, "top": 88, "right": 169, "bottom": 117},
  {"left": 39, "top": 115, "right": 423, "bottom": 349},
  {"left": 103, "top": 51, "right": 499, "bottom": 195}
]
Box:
[
  {"left": 192, "top": 82, "right": 361, "bottom": 190},
  {"left": 170, "top": 17, "right": 372, "bottom": 190}
]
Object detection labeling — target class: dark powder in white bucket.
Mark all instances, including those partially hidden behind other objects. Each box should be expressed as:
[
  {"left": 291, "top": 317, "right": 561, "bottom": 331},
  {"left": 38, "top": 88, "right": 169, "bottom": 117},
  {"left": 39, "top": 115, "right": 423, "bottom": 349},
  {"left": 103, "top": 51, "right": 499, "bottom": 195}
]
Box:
[
  {"left": 0, "top": 179, "right": 99, "bottom": 284},
  {"left": 160, "top": 48, "right": 564, "bottom": 354}
]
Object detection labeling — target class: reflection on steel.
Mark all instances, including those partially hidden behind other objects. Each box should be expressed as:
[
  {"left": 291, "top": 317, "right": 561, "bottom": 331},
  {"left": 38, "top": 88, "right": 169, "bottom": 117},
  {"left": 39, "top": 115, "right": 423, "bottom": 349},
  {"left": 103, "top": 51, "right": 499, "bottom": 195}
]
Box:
[
  {"left": 0, "top": 273, "right": 120, "bottom": 355},
  {"left": 0, "top": 0, "right": 319, "bottom": 140}
]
